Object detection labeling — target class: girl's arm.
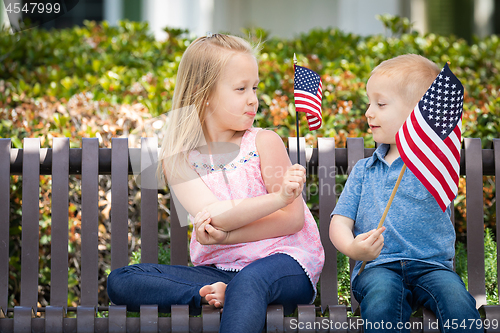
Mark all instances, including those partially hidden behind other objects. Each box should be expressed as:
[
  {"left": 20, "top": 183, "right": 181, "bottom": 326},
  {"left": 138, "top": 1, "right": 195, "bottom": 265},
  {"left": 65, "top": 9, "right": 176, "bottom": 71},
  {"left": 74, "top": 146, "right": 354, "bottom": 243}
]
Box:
[
  {"left": 193, "top": 130, "right": 307, "bottom": 244},
  {"left": 221, "top": 130, "right": 305, "bottom": 237},
  {"left": 215, "top": 130, "right": 307, "bottom": 242},
  {"left": 166, "top": 130, "right": 304, "bottom": 232},
  {"left": 329, "top": 215, "right": 385, "bottom": 261}
]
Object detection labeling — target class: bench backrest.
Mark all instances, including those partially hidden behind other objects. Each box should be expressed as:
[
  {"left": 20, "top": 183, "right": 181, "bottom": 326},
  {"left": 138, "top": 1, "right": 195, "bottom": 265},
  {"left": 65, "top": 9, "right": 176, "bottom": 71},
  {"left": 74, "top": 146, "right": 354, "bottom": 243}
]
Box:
[{"left": 0, "top": 136, "right": 497, "bottom": 315}]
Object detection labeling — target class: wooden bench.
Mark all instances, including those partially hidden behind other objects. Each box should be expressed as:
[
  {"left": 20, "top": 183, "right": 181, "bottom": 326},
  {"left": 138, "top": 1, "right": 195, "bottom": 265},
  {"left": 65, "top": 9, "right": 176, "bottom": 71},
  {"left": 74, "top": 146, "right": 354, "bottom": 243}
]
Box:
[{"left": 0, "top": 136, "right": 498, "bottom": 333}]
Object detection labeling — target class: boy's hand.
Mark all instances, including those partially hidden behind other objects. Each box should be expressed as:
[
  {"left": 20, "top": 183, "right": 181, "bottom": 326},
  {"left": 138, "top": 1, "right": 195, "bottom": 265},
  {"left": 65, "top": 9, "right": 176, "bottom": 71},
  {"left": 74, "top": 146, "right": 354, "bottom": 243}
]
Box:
[
  {"left": 278, "top": 164, "right": 306, "bottom": 206},
  {"left": 349, "top": 227, "right": 386, "bottom": 261},
  {"left": 194, "top": 210, "right": 229, "bottom": 245}
]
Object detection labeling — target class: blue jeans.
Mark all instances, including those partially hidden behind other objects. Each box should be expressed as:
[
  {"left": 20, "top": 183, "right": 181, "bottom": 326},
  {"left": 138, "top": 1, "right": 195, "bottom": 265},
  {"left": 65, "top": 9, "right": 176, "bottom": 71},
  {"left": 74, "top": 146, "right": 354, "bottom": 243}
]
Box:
[
  {"left": 107, "top": 253, "right": 313, "bottom": 333},
  {"left": 352, "top": 261, "right": 481, "bottom": 333}
]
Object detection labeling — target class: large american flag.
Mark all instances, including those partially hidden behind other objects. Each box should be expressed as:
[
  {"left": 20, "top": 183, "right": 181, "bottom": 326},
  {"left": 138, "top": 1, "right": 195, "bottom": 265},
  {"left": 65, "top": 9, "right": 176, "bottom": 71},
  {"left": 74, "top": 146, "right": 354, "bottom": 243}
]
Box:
[
  {"left": 395, "top": 63, "right": 464, "bottom": 211},
  {"left": 294, "top": 65, "right": 323, "bottom": 130}
]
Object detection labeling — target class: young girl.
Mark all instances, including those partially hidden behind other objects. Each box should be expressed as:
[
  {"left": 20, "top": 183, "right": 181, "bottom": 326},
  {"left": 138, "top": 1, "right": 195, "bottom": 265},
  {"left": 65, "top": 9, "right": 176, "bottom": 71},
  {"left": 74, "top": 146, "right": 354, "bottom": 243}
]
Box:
[{"left": 107, "top": 34, "right": 325, "bottom": 333}]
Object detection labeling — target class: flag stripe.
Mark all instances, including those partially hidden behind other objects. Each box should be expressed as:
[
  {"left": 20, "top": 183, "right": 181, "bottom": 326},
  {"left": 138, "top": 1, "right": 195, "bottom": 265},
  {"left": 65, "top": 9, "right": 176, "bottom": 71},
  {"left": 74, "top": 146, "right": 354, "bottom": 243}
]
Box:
[
  {"left": 296, "top": 108, "right": 321, "bottom": 120},
  {"left": 306, "top": 121, "right": 321, "bottom": 129},
  {"left": 413, "top": 104, "right": 460, "bottom": 171},
  {"left": 306, "top": 113, "right": 320, "bottom": 120},
  {"left": 294, "top": 98, "right": 322, "bottom": 111},
  {"left": 402, "top": 121, "right": 457, "bottom": 199},
  {"left": 448, "top": 121, "right": 462, "bottom": 155},
  {"left": 397, "top": 135, "right": 447, "bottom": 211},
  {"left": 397, "top": 129, "right": 450, "bottom": 208},
  {"left": 408, "top": 111, "right": 459, "bottom": 188},
  {"left": 294, "top": 92, "right": 322, "bottom": 106}
]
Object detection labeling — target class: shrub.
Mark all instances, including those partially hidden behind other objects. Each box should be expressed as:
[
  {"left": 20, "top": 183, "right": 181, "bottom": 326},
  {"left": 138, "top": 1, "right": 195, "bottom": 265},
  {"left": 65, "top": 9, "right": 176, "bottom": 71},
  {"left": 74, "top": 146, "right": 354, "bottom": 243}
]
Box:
[{"left": 455, "top": 228, "right": 498, "bottom": 305}]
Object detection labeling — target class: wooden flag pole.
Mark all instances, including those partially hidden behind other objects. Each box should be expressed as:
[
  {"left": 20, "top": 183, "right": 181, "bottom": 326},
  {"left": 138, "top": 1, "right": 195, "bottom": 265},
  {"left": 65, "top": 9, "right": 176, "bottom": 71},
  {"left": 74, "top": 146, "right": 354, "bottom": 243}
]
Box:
[
  {"left": 358, "top": 163, "right": 407, "bottom": 275},
  {"left": 293, "top": 53, "right": 300, "bottom": 165}
]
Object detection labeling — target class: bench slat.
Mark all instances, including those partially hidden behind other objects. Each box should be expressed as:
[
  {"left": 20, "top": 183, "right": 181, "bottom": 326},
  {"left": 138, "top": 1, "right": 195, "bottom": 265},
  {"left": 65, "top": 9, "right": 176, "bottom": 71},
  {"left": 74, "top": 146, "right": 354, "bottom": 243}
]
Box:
[
  {"left": 170, "top": 199, "right": 188, "bottom": 266},
  {"left": 346, "top": 138, "right": 364, "bottom": 175},
  {"left": 495, "top": 138, "right": 500, "bottom": 305},
  {"left": 288, "top": 137, "right": 307, "bottom": 198},
  {"left": 288, "top": 137, "right": 307, "bottom": 168},
  {"left": 13, "top": 306, "right": 33, "bottom": 333},
  {"left": 140, "top": 138, "right": 158, "bottom": 264},
  {"left": 108, "top": 305, "right": 127, "bottom": 332},
  {"left": 318, "top": 138, "right": 339, "bottom": 310},
  {"left": 140, "top": 305, "right": 158, "bottom": 333},
  {"left": 111, "top": 138, "right": 130, "bottom": 271},
  {"left": 201, "top": 305, "right": 220, "bottom": 333},
  {"left": 297, "top": 304, "right": 316, "bottom": 333},
  {"left": 76, "top": 306, "right": 95, "bottom": 333},
  {"left": 328, "top": 305, "right": 348, "bottom": 333},
  {"left": 50, "top": 138, "right": 69, "bottom": 308},
  {"left": 0, "top": 139, "right": 10, "bottom": 314},
  {"left": 80, "top": 138, "right": 99, "bottom": 306},
  {"left": 346, "top": 138, "right": 364, "bottom": 313},
  {"left": 266, "top": 304, "right": 284, "bottom": 333},
  {"left": 44, "top": 306, "right": 64, "bottom": 333},
  {"left": 422, "top": 307, "right": 439, "bottom": 333},
  {"left": 464, "top": 138, "right": 487, "bottom": 308},
  {"left": 483, "top": 305, "right": 500, "bottom": 333},
  {"left": 20, "top": 138, "right": 40, "bottom": 311},
  {"left": 171, "top": 304, "right": 189, "bottom": 333}
]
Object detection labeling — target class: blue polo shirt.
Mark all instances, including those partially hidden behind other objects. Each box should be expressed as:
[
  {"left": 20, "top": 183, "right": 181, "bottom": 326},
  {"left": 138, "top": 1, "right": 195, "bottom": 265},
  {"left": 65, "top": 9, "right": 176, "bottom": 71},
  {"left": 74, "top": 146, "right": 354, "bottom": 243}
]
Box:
[{"left": 331, "top": 144, "right": 455, "bottom": 282}]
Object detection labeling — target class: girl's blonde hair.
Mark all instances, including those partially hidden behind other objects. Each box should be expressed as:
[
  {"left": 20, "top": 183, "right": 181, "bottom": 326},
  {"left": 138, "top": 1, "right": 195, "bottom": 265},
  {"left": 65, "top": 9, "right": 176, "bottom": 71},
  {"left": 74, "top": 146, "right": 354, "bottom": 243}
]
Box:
[
  {"left": 371, "top": 54, "right": 440, "bottom": 109},
  {"left": 158, "top": 34, "right": 259, "bottom": 184}
]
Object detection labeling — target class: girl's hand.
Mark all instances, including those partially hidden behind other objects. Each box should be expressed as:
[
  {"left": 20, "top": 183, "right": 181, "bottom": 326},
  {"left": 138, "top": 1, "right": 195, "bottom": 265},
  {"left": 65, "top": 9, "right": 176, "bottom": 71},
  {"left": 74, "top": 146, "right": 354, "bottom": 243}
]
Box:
[
  {"left": 348, "top": 227, "right": 385, "bottom": 261},
  {"left": 194, "top": 210, "right": 229, "bottom": 245},
  {"left": 278, "top": 164, "right": 306, "bottom": 206}
]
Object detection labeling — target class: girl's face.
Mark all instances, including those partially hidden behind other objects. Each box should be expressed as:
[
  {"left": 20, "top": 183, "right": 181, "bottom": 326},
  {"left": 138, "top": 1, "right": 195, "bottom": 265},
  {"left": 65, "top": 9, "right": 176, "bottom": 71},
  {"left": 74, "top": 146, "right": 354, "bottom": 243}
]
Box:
[{"left": 205, "top": 52, "right": 259, "bottom": 133}]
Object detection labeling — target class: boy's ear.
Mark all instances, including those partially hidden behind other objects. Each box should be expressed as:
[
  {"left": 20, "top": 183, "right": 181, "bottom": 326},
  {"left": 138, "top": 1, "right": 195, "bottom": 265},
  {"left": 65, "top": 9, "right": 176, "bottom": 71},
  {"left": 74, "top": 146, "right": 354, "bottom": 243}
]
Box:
[{"left": 405, "top": 98, "right": 419, "bottom": 111}]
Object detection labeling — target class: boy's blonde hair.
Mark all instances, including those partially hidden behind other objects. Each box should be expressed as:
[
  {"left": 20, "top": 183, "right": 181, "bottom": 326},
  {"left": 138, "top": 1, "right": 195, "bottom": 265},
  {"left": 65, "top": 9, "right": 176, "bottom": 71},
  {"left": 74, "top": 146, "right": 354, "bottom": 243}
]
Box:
[
  {"left": 158, "top": 34, "right": 259, "bottom": 183},
  {"left": 371, "top": 54, "right": 440, "bottom": 108}
]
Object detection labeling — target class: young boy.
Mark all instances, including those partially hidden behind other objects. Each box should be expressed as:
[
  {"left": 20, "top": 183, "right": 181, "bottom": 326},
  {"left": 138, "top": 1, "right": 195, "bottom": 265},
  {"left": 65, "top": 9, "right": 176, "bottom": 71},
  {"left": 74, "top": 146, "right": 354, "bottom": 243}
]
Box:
[{"left": 329, "top": 54, "right": 481, "bottom": 333}]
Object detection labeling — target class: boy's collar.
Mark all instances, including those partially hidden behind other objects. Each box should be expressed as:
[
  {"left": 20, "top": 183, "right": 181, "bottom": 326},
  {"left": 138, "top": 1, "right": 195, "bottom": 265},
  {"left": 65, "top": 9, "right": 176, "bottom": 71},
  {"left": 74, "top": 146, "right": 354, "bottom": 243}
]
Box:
[{"left": 365, "top": 144, "right": 391, "bottom": 168}]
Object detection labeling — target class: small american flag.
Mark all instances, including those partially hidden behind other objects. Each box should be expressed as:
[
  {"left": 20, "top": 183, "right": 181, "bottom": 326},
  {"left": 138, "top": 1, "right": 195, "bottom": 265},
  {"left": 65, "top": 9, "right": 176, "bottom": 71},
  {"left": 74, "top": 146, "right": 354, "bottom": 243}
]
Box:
[
  {"left": 395, "top": 63, "right": 464, "bottom": 211},
  {"left": 294, "top": 65, "right": 323, "bottom": 130}
]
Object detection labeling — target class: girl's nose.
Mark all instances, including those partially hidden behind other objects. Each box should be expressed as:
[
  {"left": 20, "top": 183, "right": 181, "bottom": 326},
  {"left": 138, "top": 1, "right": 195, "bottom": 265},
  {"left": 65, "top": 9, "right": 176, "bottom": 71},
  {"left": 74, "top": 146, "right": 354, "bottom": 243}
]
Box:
[
  {"left": 248, "top": 91, "right": 258, "bottom": 106},
  {"left": 365, "top": 104, "right": 374, "bottom": 119}
]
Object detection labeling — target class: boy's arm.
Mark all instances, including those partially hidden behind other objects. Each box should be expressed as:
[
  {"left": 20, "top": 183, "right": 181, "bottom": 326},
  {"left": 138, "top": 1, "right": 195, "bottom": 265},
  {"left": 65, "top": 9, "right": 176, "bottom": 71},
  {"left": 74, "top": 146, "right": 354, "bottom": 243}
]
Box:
[{"left": 330, "top": 214, "right": 385, "bottom": 261}]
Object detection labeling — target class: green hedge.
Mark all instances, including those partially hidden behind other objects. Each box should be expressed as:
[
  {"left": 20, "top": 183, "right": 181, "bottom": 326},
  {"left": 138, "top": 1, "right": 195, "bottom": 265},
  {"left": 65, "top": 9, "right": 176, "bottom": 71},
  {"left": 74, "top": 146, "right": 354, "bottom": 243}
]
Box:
[
  {"left": 1, "top": 18, "right": 499, "bottom": 309},
  {"left": 1, "top": 19, "right": 499, "bottom": 146},
  {"left": 0, "top": 20, "right": 500, "bottom": 146}
]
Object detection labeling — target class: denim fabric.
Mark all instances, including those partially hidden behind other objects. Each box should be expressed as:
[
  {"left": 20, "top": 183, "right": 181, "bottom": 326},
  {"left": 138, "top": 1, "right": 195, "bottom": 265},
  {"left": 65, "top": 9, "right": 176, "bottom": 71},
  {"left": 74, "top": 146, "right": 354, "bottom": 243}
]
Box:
[
  {"left": 352, "top": 261, "right": 481, "bottom": 333},
  {"left": 107, "top": 253, "right": 313, "bottom": 333},
  {"left": 331, "top": 144, "right": 455, "bottom": 280}
]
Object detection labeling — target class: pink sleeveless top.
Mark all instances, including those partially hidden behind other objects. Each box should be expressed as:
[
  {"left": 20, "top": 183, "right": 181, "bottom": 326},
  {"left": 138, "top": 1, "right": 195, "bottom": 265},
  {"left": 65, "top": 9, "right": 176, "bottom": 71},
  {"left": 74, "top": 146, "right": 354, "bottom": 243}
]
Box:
[{"left": 188, "top": 128, "right": 325, "bottom": 296}]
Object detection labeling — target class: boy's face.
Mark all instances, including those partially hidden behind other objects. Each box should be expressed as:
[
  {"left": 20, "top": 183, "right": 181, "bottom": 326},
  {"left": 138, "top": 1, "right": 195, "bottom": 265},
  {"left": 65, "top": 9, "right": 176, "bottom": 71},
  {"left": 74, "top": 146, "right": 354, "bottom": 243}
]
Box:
[{"left": 365, "top": 74, "right": 414, "bottom": 145}]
